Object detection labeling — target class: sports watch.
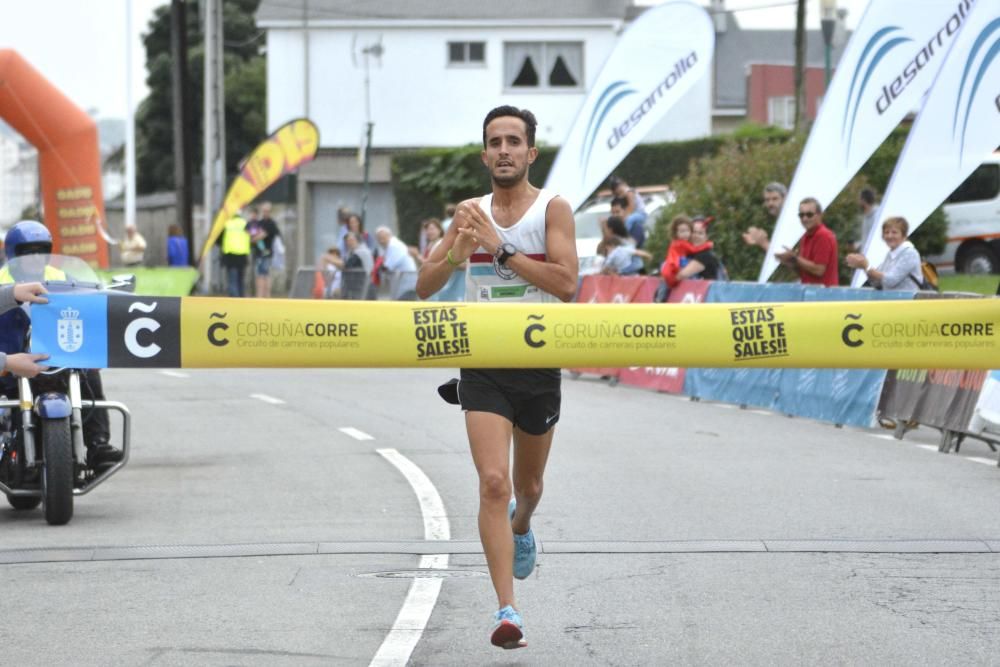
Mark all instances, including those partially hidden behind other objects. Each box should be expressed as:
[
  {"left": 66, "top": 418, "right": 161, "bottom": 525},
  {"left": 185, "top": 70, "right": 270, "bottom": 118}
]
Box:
[{"left": 495, "top": 242, "right": 518, "bottom": 266}]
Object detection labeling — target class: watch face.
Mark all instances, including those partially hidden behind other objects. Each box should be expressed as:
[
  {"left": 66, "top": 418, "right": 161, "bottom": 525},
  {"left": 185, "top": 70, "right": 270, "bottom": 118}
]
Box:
[{"left": 493, "top": 256, "right": 517, "bottom": 280}]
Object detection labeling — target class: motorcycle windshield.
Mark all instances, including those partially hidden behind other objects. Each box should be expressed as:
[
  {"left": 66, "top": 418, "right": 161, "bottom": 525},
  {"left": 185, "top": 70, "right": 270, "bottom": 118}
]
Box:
[{"left": 5, "top": 254, "right": 102, "bottom": 291}]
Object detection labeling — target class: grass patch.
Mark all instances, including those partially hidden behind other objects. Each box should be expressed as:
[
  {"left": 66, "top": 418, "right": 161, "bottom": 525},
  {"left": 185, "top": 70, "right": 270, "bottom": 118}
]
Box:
[{"left": 938, "top": 274, "right": 999, "bottom": 296}]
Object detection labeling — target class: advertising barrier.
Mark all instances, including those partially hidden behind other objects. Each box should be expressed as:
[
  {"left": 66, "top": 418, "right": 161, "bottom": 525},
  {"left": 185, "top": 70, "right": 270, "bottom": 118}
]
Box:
[
  {"left": 29, "top": 292, "right": 1000, "bottom": 371},
  {"left": 775, "top": 286, "right": 914, "bottom": 427},
  {"left": 683, "top": 282, "right": 807, "bottom": 411},
  {"left": 617, "top": 279, "right": 711, "bottom": 394},
  {"left": 571, "top": 275, "right": 659, "bottom": 379}
]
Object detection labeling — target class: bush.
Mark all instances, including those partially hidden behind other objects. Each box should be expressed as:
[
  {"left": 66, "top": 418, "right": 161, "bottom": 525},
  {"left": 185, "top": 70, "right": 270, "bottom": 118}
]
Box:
[{"left": 645, "top": 128, "right": 948, "bottom": 283}]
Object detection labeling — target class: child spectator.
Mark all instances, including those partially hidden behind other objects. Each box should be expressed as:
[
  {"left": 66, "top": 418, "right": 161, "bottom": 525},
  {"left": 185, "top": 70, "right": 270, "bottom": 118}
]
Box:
[{"left": 659, "top": 215, "right": 714, "bottom": 287}]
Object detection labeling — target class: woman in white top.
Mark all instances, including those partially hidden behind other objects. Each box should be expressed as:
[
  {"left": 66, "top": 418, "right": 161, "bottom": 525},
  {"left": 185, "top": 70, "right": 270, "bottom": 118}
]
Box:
[{"left": 845, "top": 216, "right": 922, "bottom": 292}]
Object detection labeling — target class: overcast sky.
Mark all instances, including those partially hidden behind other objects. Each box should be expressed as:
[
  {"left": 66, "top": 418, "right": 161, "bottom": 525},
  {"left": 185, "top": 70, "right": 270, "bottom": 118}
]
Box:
[{"left": 0, "top": 0, "right": 869, "bottom": 122}]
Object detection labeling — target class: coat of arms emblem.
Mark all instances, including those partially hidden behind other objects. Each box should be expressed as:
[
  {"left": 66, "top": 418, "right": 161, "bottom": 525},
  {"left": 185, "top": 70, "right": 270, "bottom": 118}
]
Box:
[{"left": 57, "top": 306, "right": 83, "bottom": 353}]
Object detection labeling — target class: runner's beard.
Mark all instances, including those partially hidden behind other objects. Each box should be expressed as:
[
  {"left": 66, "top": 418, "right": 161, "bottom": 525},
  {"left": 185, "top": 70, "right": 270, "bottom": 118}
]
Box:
[{"left": 491, "top": 163, "right": 528, "bottom": 188}]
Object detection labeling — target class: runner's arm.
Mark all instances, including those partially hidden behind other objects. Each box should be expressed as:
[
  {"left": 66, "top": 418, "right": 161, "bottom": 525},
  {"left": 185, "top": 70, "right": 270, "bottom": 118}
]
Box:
[
  {"left": 415, "top": 198, "right": 479, "bottom": 299},
  {"left": 498, "top": 196, "right": 579, "bottom": 302}
]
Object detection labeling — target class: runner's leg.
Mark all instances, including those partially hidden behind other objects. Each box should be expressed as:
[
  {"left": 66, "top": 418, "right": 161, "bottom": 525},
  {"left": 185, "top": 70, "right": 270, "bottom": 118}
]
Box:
[
  {"left": 466, "top": 410, "right": 516, "bottom": 609},
  {"left": 511, "top": 426, "right": 554, "bottom": 535}
]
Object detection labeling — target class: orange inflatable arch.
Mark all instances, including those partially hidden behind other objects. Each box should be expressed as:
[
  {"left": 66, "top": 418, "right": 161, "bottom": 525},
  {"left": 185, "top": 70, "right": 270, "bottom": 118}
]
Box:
[{"left": 0, "top": 49, "right": 109, "bottom": 266}]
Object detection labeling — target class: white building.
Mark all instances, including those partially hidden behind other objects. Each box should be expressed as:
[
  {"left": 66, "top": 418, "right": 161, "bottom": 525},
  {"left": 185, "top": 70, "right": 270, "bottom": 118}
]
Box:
[
  {"left": 256, "top": 0, "right": 712, "bottom": 265},
  {"left": 0, "top": 122, "right": 38, "bottom": 227}
]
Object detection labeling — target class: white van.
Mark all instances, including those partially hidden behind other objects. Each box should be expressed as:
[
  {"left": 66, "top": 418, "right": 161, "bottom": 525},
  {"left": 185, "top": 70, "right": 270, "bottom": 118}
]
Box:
[{"left": 931, "top": 152, "right": 1000, "bottom": 273}]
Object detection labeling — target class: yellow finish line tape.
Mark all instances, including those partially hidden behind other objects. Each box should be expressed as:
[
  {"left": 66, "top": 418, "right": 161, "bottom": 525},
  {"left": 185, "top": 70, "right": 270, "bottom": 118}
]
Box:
[{"left": 178, "top": 298, "right": 999, "bottom": 370}]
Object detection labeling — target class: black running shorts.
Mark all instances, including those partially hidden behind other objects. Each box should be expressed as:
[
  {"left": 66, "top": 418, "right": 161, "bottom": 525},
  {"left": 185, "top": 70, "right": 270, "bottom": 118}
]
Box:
[{"left": 457, "top": 368, "right": 561, "bottom": 435}]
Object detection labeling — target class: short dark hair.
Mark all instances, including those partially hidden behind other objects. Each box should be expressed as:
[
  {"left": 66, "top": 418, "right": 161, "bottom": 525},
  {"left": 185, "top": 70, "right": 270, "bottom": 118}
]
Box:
[
  {"left": 670, "top": 215, "right": 692, "bottom": 239},
  {"left": 482, "top": 106, "right": 537, "bottom": 148},
  {"left": 606, "top": 216, "right": 628, "bottom": 238},
  {"left": 610, "top": 196, "right": 629, "bottom": 210},
  {"left": 799, "top": 197, "right": 823, "bottom": 214},
  {"left": 859, "top": 187, "right": 877, "bottom": 205}
]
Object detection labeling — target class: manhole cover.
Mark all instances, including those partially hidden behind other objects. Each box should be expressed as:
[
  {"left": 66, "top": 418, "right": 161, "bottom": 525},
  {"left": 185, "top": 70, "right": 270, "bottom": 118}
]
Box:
[{"left": 357, "top": 568, "right": 488, "bottom": 579}]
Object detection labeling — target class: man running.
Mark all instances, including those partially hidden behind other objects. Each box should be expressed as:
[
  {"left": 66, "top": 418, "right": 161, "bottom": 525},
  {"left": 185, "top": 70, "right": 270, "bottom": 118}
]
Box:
[{"left": 415, "top": 105, "right": 578, "bottom": 649}]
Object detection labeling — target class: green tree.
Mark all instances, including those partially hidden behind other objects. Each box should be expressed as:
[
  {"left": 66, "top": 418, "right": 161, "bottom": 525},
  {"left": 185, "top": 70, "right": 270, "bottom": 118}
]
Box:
[
  {"left": 645, "top": 133, "right": 948, "bottom": 285},
  {"left": 135, "top": 0, "right": 264, "bottom": 194}
]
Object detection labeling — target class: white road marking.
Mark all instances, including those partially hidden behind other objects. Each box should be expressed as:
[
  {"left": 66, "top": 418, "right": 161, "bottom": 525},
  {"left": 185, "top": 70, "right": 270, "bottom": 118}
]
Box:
[
  {"left": 339, "top": 426, "right": 374, "bottom": 441},
  {"left": 249, "top": 393, "right": 285, "bottom": 405},
  {"left": 159, "top": 370, "right": 189, "bottom": 379},
  {"left": 370, "top": 448, "right": 450, "bottom": 667},
  {"left": 966, "top": 456, "right": 997, "bottom": 466},
  {"left": 869, "top": 434, "right": 898, "bottom": 441},
  {"left": 916, "top": 445, "right": 939, "bottom": 452}
]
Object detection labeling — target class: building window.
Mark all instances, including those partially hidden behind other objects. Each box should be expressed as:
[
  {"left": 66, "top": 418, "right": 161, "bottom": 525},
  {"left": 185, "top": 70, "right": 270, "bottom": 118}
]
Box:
[
  {"left": 504, "top": 42, "right": 583, "bottom": 91},
  {"left": 448, "top": 41, "right": 486, "bottom": 66},
  {"left": 947, "top": 164, "right": 1000, "bottom": 204},
  {"left": 767, "top": 96, "right": 796, "bottom": 129}
]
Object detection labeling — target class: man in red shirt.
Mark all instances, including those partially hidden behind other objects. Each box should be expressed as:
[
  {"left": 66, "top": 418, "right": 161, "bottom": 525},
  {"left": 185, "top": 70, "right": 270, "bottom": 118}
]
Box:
[{"left": 774, "top": 197, "right": 839, "bottom": 286}]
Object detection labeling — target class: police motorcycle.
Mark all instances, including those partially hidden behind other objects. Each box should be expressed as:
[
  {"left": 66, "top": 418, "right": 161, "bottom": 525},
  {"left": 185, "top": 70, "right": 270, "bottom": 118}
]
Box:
[{"left": 0, "top": 242, "right": 134, "bottom": 525}]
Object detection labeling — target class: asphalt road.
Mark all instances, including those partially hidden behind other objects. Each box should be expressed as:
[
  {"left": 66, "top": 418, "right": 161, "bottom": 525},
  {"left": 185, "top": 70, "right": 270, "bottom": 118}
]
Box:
[{"left": 1, "top": 367, "right": 998, "bottom": 666}]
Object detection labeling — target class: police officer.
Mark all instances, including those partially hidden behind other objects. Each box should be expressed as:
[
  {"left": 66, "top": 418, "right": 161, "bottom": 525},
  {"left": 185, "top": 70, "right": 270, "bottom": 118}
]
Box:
[{"left": 0, "top": 221, "right": 124, "bottom": 470}]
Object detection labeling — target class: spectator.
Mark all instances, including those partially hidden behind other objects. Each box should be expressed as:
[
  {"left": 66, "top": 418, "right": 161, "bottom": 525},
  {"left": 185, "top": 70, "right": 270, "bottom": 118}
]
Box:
[
  {"left": 846, "top": 216, "right": 921, "bottom": 292},
  {"left": 375, "top": 226, "right": 418, "bottom": 299},
  {"left": 250, "top": 201, "right": 282, "bottom": 298},
  {"left": 857, "top": 187, "right": 880, "bottom": 251},
  {"left": 608, "top": 176, "right": 647, "bottom": 248},
  {"left": 440, "top": 202, "right": 458, "bottom": 231},
  {"left": 337, "top": 232, "right": 375, "bottom": 300},
  {"left": 318, "top": 247, "right": 343, "bottom": 298},
  {"left": 677, "top": 216, "right": 725, "bottom": 281},
  {"left": 601, "top": 216, "right": 651, "bottom": 275},
  {"left": 420, "top": 217, "right": 466, "bottom": 301},
  {"left": 336, "top": 207, "right": 352, "bottom": 257},
  {"left": 411, "top": 218, "right": 444, "bottom": 265},
  {"left": 742, "top": 181, "right": 787, "bottom": 250},
  {"left": 218, "top": 210, "right": 251, "bottom": 297},
  {"left": 346, "top": 213, "right": 376, "bottom": 255},
  {"left": 120, "top": 223, "right": 147, "bottom": 267},
  {"left": 166, "top": 224, "right": 189, "bottom": 266},
  {"left": 660, "top": 215, "right": 713, "bottom": 287},
  {"left": 774, "top": 197, "right": 840, "bottom": 287}
]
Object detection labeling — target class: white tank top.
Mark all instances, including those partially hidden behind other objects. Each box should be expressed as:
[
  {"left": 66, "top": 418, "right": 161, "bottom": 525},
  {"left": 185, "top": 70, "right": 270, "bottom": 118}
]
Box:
[{"left": 465, "top": 189, "right": 558, "bottom": 303}]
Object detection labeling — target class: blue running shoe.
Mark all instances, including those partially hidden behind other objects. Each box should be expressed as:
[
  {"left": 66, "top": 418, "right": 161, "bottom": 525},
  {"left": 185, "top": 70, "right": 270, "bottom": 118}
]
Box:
[
  {"left": 490, "top": 605, "right": 527, "bottom": 649},
  {"left": 509, "top": 499, "right": 537, "bottom": 580}
]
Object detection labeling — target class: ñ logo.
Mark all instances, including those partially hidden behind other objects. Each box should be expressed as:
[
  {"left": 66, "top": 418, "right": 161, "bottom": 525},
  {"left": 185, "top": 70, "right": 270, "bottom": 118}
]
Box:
[
  {"left": 524, "top": 314, "right": 546, "bottom": 348},
  {"left": 841, "top": 313, "right": 864, "bottom": 348},
  {"left": 207, "top": 312, "right": 230, "bottom": 347},
  {"left": 125, "top": 302, "right": 161, "bottom": 358}
]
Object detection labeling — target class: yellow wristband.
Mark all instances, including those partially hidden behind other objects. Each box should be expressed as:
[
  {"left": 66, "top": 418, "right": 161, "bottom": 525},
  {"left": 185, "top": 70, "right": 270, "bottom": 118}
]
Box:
[{"left": 446, "top": 249, "right": 460, "bottom": 267}]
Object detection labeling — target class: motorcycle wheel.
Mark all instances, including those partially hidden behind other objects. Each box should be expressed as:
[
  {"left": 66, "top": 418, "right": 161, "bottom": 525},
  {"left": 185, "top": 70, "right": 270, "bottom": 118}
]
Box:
[
  {"left": 6, "top": 494, "right": 41, "bottom": 511},
  {"left": 40, "top": 418, "right": 74, "bottom": 526}
]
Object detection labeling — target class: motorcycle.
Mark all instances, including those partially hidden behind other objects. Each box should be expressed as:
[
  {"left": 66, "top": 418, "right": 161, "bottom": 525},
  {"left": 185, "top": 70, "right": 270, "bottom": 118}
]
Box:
[{"left": 0, "top": 254, "right": 133, "bottom": 525}]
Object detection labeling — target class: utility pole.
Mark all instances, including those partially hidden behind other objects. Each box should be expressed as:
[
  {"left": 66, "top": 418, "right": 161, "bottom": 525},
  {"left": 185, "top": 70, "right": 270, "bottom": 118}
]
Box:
[
  {"left": 792, "top": 0, "right": 806, "bottom": 132},
  {"left": 821, "top": 0, "right": 838, "bottom": 90},
  {"left": 170, "top": 0, "right": 194, "bottom": 256},
  {"left": 202, "top": 0, "right": 226, "bottom": 279},
  {"left": 360, "top": 42, "right": 383, "bottom": 230}
]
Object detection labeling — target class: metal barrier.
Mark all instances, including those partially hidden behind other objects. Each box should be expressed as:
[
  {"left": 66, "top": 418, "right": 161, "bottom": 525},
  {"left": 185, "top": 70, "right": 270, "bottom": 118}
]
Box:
[{"left": 289, "top": 268, "right": 424, "bottom": 301}]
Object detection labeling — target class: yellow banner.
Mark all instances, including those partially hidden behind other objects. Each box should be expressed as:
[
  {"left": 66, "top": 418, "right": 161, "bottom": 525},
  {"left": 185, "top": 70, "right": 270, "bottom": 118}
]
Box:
[
  {"left": 177, "top": 298, "right": 1000, "bottom": 370},
  {"left": 198, "top": 118, "right": 319, "bottom": 262}
]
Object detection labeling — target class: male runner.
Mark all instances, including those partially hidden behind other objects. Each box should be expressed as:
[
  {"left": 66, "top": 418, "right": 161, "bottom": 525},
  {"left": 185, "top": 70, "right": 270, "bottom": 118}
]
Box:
[{"left": 415, "top": 105, "right": 578, "bottom": 649}]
